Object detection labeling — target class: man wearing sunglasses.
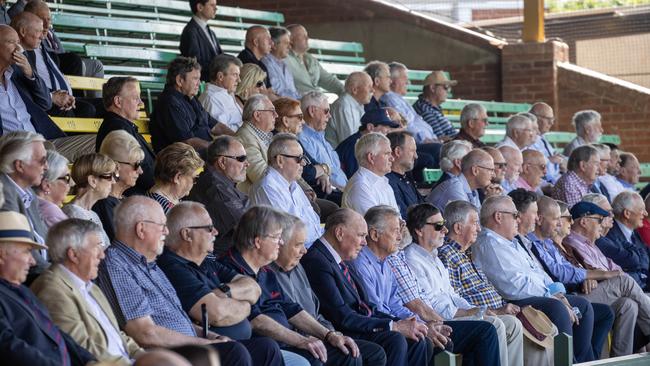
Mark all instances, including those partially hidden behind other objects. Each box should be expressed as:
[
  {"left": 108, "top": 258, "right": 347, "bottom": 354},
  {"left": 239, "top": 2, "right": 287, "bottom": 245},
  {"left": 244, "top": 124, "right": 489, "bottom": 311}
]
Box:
[
  {"left": 188, "top": 136, "right": 250, "bottom": 256},
  {"left": 413, "top": 71, "right": 457, "bottom": 141}
]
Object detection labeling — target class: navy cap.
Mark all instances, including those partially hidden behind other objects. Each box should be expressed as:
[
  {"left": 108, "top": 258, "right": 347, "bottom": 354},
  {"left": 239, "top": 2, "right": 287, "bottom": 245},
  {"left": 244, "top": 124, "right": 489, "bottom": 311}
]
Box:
[
  {"left": 360, "top": 108, "right": 400, "bottom": 128},
  {"left": 570, "top": 201, "right": 610, "bottom": 220}
]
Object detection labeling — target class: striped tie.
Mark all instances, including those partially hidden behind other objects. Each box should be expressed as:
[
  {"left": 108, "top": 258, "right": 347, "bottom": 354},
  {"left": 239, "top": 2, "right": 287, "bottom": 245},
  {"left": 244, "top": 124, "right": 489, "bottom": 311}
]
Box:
[{"left": 339, "top": 262, "right": 372, "bottom": 316}]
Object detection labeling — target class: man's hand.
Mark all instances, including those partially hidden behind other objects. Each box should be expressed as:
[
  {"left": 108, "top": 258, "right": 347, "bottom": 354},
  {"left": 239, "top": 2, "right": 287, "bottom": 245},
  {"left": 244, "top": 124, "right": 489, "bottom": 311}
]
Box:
[
  {"left": 51, "top": 91, "right": 75, "bottom": 110},
  {"left": 305, "top": 189, "right": 317, "bottom": 203},
  {"left": 554, "top": 294, "right": 579, "bottom": 325},
  {"left": 549, "top": 154, "right": 564, "bottom": 165},
  {"left": 484, "top": 183, "right": 504, "bottom": 197},
  {"left": 581, "top": 279, "right": 598, "bottom": 295},
  {"left": 327, "top": 332, "right": 360, "bottom": 358},
  {"left": 393, "top": 317, "right": 428, "bottom": 341},
  {"left": 297, "top": 336, "right": 328, "bottom": 362},
  {"left": 207, "top": 332, "right": 232, "bottom": 343},
  {"left": 495, "top": 303, "right": 521, "bottom": 315},
  {"left": 316, "top": 174, "right": 333, "bottom": 194},
  {"left": 12, "top": 50, "right": 32, "bottom": 79},
  {"left": 426, "top": 322, "right": 452, "bottom": 348}
]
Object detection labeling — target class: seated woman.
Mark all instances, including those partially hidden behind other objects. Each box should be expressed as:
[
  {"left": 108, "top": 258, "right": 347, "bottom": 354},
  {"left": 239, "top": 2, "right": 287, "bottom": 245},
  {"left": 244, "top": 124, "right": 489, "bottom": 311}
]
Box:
[
  {"left": 235, "top": 63, "right": 268, "bottom": 110},
  {"left": 35, "top": 149, "right": 70, "bottom": 228},
  {"left": 146, "top": 142, "right": 204, "bottom": 214},
  {"left": 63, "top": 153, "right": 117, "bottom": 247},
  {"left": 94, "top": 130, "right": 144, "bottom": 242}
]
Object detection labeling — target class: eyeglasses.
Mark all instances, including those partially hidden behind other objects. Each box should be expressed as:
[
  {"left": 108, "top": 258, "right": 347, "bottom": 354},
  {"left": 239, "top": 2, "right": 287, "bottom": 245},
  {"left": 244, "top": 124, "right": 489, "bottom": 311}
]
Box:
[
  {"left": 498, "top": 211, "right": 520, "bottom": 219},
  {"left": 258, "top": 109, "right": 278, "bottom": 116},
  {"left": 218, "top": 154, "right": 248, "bottom": 162},
  {"left": 537, "top": 115, "right": 555, "bottom": 122},
  {"left": 494, "top": 163, "right": 507, "bottom": 169},
  {"left": 57, "top": 174, "right": 71, "bottom": 184},
  {"left": 527, "top": 163, "right": 546, "bottom": 170},
  {"left": 425, "top": 221, "right": 446, "bottom": 231},
  {"left": 186, "top": 224, "right": 215, "bottom": 232},
  {"left": 140, "top": 220, "right": 167, "bottom": 230},
  {"left": 476, "top": 165, "right": 495, "bottom": 173},
  {"left": 280, "top": 154, "right": 311, "bottom": 165},
  {"left": 286, "top": 113, "right": 304, "bottom": 120},
  {"left": 581, "top": 216, "right": 605, "bottom": 224},
  {"left": 264, "top": 233, "right": 284, "bottom": 244},
  {"left": 97, "top": 172, "right": 119, "bottom": 181},
  {"left": 317, "top": 106, "right": 330, "bottom": 115},
  {"left": 117, "top": 160, "right": 142, "bottom": 170},
  {"left": 255, "top": 80, "right": 265, "bottom": 88}
]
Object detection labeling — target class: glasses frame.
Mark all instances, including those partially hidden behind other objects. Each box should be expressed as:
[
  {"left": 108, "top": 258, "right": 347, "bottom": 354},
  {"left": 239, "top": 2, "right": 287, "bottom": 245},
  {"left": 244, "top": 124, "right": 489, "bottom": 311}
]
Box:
[
  {"left": 57, "top": 174, "right": 71, "bottom": 184},
  {"left": 117, "top": 160, "right": 143, "bottom": 171},
  {"left": 279, "top": 153, "right": 311, "bottom": 165},
  {"left": 97, "top": 172, "right": 119, "bottom": 181},
  {"left": 498, "top": 211, "right": 520, "bottom": 220},
  {"left": 140, "top": 220, "right": 168, "bottom": 230},
  {"left": 218, "top": 154, "right": 248, "bottom": 162},
  {"left": 424, "top": 221, "right": 446, "bottom": 231},
  {"left": 255, "top": 80, "right": 265, "bottom": 88},
  {"left": 185, "top": 224, "right": 215, "bottom": 232}
]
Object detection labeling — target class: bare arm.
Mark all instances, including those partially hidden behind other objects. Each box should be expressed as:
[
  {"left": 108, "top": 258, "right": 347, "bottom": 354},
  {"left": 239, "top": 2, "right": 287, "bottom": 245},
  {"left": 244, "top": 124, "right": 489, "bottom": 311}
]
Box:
[
  {"left": 586, "top": 269, "right": 622, "bottom": 280},
  {"left": 188, "top": 292, "right": 251, "bottom": 327},
  {"left": 288, "top": 310, "right": 329, "bottom": 340},
  {"left": 124, "top": 316, "right": 213, "bottom": 348},
  {"left": 229, "top": 274, "right": 262, "bottom": 304},
  {"left": 211, "top": 122, "right": 236, "bottom": 136},
  {"left": 403, "top": 299, "right": 444, "bottom": 322}
]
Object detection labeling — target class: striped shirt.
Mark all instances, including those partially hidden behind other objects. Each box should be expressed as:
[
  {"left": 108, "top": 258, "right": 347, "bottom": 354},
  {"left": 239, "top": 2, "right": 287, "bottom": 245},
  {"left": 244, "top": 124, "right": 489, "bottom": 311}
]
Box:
[{"left": 412, "top": 94, "right": 457, "bottom": 138}]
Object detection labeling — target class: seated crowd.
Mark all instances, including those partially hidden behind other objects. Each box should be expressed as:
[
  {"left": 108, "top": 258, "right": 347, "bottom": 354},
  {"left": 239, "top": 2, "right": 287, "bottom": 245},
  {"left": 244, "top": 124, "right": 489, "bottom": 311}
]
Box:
[{"left": 2, "top": 1, "right": 650, "bottom": 365}]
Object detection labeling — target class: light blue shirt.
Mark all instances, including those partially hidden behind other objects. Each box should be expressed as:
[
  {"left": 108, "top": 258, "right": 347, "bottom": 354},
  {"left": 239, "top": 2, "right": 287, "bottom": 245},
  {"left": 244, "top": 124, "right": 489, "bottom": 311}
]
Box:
[
  {"left": 403, "top": 243, "right": 473, "bottom": 320},
  {"left": 426, "top": 173, "right": 479, "bottom": 213},
  {"left": 0, "top": 67, "right": 36, "bottom": 133},
  {"left": 501, "top": 178, "right": 517, "bottom": 194},
  {"left": 381, "top": 91, "right": 436, "bottom": 143},
  {"left": 472, "top": 228, "right": 553, "bottom": 300},
  {"left": 250, "top": 167, "right": 323, "bottom": 248},
  {"left": 298, "top": 124, "right": 347, "bottom": 189},
  {"left": 351, "top": 247, "right": 414, "bottom": 319},
  {"left": 530, "top": 135, "right": 561, "bottom": 184},
  {"left": 261, "top": 54, "right": 301, "bottom": 99}
]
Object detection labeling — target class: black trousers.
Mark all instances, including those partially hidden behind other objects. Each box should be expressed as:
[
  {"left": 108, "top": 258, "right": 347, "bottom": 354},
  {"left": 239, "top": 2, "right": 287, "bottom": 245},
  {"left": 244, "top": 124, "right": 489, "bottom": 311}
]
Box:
[
  {"left": 356, "top": 330, "right": 432, "bottom": 366},
  {"left": 213, "top": 337, "right": 283, "bottom": 366},
  {"left": 284, "top": 338, "right": 387, "bottom": 366}
]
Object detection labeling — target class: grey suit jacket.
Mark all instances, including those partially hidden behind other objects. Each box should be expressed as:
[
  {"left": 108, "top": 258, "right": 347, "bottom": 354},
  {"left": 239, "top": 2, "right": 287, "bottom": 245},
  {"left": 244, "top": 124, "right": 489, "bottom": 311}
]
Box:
[{"left": 0, "top": 173, "right": 49, "bottom": 272}]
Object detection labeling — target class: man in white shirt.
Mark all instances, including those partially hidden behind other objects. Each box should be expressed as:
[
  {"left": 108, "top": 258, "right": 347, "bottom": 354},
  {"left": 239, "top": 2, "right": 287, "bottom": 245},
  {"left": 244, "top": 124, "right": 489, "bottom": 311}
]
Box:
[
  {"left": 31, "top": 219, "right": 143, "bottom": 364},
  {"left": 341, "top": 132, "right": 399, "bottom": 215},
  {"left": 250, "top": 133, "right": 323, "bottom": 248},
  {"left": 325, "top": 72, "right": 373, "bottom": 147},
  {"left": 198, "top": 54, "right": 243, "bottom": 133}
]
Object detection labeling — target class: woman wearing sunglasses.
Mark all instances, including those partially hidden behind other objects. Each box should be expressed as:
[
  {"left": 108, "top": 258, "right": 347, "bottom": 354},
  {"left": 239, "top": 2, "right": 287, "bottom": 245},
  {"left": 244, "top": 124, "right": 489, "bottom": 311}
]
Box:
[
  {"left": 235, "top": 63, "right": 268, "bottom": 110},
  {"left": 62, "top": 153, "right": 117, "bottom": 247},
  {"left": 35, "top": 149, "right": 70, "bottom": 228},
  {"left": 146, "top": 142, "right": 204, "bottom": 214},
  {"left": 94, "top": 130, "right": 145, "bottom": 242}
]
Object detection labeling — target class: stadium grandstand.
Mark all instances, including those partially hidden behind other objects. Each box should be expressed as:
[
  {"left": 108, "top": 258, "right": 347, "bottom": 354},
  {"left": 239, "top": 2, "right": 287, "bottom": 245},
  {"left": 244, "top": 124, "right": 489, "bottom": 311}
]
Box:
[{"left": 0, "top": 0, "right": 650, "bottom": 365}]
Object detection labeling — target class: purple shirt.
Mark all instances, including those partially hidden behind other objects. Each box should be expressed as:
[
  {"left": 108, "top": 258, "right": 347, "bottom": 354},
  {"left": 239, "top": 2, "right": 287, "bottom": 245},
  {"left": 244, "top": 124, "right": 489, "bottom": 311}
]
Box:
[
  {"left": 552, "top": 171, "right": 591, "bottom": 208},
  {"left": 563, "top": 231, "right": 621, "bottom": 271}
]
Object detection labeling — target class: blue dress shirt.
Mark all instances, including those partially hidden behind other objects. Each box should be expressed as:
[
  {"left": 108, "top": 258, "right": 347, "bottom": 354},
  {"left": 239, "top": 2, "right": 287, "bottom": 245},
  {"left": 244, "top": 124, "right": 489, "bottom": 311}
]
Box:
[
  {"left": 261, "top": 54, "right": 301, "bottom": 99},
  {"left": 0, "top": 67, "right": 36, "bottom": 133},
  {"left": 298, "top": 124, "right": 347, "bottom": 189},
  {"left": 381, "top": 91, "right": 436, "bottom": 143},
  {"left": 527, "top": 232, "right": 587, "bottom": 287},
  {"left": 426, "top": 173, "right": 480, "bottom": 213}
]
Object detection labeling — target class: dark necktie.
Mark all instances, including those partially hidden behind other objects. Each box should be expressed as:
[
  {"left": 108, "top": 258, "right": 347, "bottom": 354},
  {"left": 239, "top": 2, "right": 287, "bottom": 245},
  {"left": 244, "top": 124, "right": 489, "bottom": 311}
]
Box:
[
  {"left": 46, "top": 30, "right": 58, "bottom": 51},
  {"left": 41, "top": 46, "right": 67, "bottom": 92},
  {"left": 339, "top": 262, "right": 372, "bottom": 316},
  {"left": 206, "top": 25, "right": 222, "bottom": 54}
]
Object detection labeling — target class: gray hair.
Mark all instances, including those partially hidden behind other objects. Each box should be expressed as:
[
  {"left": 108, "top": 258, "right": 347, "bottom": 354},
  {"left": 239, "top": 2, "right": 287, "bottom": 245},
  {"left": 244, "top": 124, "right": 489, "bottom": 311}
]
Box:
[
  {"left": 364, "top": 61, "right": 388, "bottom": 81},
  {"left": 300, "top": 90, "right": 328, "bottom": 113},
  {"left": 444, "top": 200, "right": 478, "bottom": 230},
  {"left": 505, "top": 114, "right": 531, "bottom": 137},
  {"left": 208, "top": 54, "right": 242, "bottom": 82},
  {"left": 114, "top": 196, "right": 160, "bottom": 237},
  {"left": 0, "top": 131, "right": 45, "bottom": 174},
  {"left": 42, "top": 149, "right": 69, "bottom": 183},
  {"left": 459, "top": 103, "right": 486, "bottom": 129},
  {"left": 268, "top": 133, "right": 299, "bottom": 166},
  {"left": 592, "top": 143, "right": 610, "bottom": 157},
  {"left": 364, "top": 205, "right": 400, "bottom": 234},
  {"left": 47, "top": 218, "right": 103, "bottom": 264},
  {"left": 233, "top": 205, "right": 287, "bottom": 251},
  {"left": 581, "top": 193, "right": 609, "bottom": 207},
  {"left": 387, "top": 62, "right": 407, "bottom": 78},
  {"left": 165, "top": 201, "right": 207, "bottom": 250},
  {"left": 354, "top": 132, "right": 389, "bottom": 167},
  {"left": 281, "top": 213, "right": 307, "bottom": 244},
  {"left": 439, "top": 140, "right": 472, "bottom": 172},
  {"left": 567, "top": 145, "right": 598, "bottom": 172},
  {"left": 207, "top": 135, "right": 238, "bottom": 165},
  {"left": 99, "top": 129, "right": 145, "bottom": 163},
  {"left": 573, "top": 110, "right": 601, "bottom": 136},
  {"left": 480, "top": 196, "right": 513, "bottom": 226},
  {"left": 612, "top": 191, "right": 643, "bottom": 216},
  {"left": 461, "top": 149, "right": 492, "bottom": 174},
  {"left": 518, "top": 112, "right": 538, "bottom": 126},
  {"left": 242, "top": 94, "right": 269, "bottom": 122},
  {"left": 325, "top": 208, "right": 359, "bottom": 232},
  {"left": 269, "top": 26, "right": 290, "bottom": 44}
]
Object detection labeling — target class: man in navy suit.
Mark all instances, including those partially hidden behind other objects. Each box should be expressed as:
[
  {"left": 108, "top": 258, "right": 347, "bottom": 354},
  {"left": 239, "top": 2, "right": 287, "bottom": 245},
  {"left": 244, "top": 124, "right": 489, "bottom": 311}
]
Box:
[
  {"left": 301, "top": 208, "right": 435, "bottom": 366},
  {"left": 600, "top": 191, "right": 650, "bottom": 290},
  {"left": 0, "top": 211, "right": 95, "bottom": 365},
  {"left": 180, "top": 0, "right": 222, "bottom": 82}
]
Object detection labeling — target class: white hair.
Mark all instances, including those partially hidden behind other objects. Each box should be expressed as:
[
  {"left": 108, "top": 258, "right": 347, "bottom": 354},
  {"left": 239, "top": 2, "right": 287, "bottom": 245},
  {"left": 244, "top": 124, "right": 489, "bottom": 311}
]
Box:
[
  {"left": 572, "top": 110, "right": 601, "bottom": 136},
  {"left": 612, "top": 191, "right": 642, "bottom": 217},
  {"left": 354, "top": 132, "right": 389, "bottom": 168},
  {"left": 47, "top": 219, "right": 103, "bottom": 264},
  {"left": 242, "top": 94, "right": 269, "bottom": 122},
  {"left": 0, "top": 131, "right": 45, "bottom": 174},
  {"left": 459, "top": 103, "right": 486, "bottom": 129},
  {"left": 505, "top": 114, "right": 531, "bottom": 137},
  {"left": 581, "top": 193, "right": 608, "bottom": 207},
  {"left": 300, "top": 91, "right": 328, "bottom": 113},
  {"left": 439, "top": 140, "right": 472, "bottom": 172}
]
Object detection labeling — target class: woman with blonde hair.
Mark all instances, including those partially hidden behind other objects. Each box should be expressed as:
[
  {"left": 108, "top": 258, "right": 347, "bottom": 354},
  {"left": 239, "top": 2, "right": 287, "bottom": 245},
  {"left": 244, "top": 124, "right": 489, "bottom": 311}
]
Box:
[
  {"left": 62, "top": 153, "right": 117, "bottom": 246},
  {"left": 94, "top": 130, "right": 144, "bottom": 241},
  {"left": 146, "top": 142, "right": 204, "bottom": 214},
  {"left": 235, "top": 63, "right": 267, "bottom": 109},
  {"left": 35, "top": 149, "right": 71, "bottom": 228}
]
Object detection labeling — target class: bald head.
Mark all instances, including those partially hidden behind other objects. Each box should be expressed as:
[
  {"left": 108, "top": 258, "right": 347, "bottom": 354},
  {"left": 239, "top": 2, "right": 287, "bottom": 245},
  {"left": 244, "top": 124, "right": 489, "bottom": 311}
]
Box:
[
  {"left": 345, "top": 71, "right": 373, "bottom": 104},
  {"left": 287, "top": 24, "right": 309, "bottom": 54},
  {"left": 530, "top": 102, "right": 555, "bottom": 134},
  {"left": 245, "top": 25, "right": 272, "bottom": 58},
  {"left": 461, "top": 149, "right": 492, "bottom": 174}
]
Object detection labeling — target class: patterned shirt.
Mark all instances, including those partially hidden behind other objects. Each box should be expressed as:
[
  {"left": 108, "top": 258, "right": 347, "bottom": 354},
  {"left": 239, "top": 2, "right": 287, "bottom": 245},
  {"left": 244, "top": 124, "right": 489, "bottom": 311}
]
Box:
[
  {"left": 552, "top": 171, "right": 591, "bottom": 208},
  {"left": 563, "top": 231, "right": 621, "bottom": 272},
  {"left": 437, "top": 238, "right": 506, "bottom": 309},
  {"left": 386, "top": 250, "right": 422, "bottom": 306},
  {"left": 248, "top": 121, "right": 273, "bottom": 147},
  {"left": 412, "top": 94, "right": 457, "bottom": 138},
  {"left": 96, "top": 241, "right": 196, "bottom": 336}
]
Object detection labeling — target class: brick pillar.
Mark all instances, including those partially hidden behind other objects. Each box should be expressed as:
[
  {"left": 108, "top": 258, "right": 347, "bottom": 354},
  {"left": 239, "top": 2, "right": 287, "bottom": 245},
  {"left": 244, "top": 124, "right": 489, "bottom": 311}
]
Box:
[{"left": 502, "top": 40, "right": 569, "bottom": 114}]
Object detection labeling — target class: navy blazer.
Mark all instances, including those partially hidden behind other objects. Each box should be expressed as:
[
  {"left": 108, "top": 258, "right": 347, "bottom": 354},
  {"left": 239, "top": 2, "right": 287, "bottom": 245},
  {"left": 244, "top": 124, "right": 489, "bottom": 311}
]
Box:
[
  {"left": 600, "top": 223, "right": 650, "bottom": 289},
  {"left": 180, "top": 18, "right": 222, "bottom": 82},
  {"left": 0, "top": 281, "right": 95, "bottom": 366},
  {"left": 301, "top": 239, "right": 397, "bottom": 337},
  {"left": 0, "top": 64, "right": 64, "bottom": 140}
]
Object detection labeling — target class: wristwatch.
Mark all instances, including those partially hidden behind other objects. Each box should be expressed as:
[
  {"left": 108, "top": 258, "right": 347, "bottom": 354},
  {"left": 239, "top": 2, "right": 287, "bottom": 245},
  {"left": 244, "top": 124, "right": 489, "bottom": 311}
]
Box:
[{"left": 218, "top": 283, "right": 232, "bottom": 298}]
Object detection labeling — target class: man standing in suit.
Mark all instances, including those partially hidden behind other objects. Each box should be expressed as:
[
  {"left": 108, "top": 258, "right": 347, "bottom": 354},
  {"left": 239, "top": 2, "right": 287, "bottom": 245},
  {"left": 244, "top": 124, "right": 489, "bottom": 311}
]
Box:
[
  {"left": 31, "top": 219, "right": 144, "bottom": 365},
  {"left": 301, "top": 208, "right": 435, "bottom": 366},
  {"left": 0, "top": 211, "right": 96, "bottom": 366},
  {"left": 180, "top": 0, "right": 221, "bottom": 82},
  {"left": 0, "top": 131, "right": 49, "bottom": 277}
]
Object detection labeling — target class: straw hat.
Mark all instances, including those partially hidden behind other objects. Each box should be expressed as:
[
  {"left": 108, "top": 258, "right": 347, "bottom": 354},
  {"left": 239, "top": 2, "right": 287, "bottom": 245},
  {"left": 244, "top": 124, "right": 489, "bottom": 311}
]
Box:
[
  {"left": 516, "top": 306, "right": 558, "bottom": 349},
  {"left": 0, "top": 211, "right": 47, "bottom": 250},
  {"left": 423, "top": 71, "right": 458, "bottom": 87}
]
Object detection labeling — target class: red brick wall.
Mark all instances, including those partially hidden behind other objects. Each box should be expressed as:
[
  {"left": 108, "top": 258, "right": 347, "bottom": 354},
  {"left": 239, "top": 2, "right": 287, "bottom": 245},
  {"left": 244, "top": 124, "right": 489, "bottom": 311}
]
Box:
[
  {"left": 472, "top": 9, "right": 521, "bottom": 21},
  {"left": 446, "top": 63, "right": 502, "bottom": 101}
]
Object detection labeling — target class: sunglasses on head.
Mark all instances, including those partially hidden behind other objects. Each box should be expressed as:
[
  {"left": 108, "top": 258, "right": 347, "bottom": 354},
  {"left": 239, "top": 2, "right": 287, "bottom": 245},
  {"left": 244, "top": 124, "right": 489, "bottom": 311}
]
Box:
[{"left": 425, "top": 221, "right": 446, "bottom": 231}]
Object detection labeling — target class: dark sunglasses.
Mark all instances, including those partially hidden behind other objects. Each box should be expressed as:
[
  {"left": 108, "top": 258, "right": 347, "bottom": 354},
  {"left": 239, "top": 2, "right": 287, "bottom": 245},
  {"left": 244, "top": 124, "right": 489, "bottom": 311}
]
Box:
[
  {"left": 57, "top": 174, "right": 71, "bottom": 184},
  {"left": 425, "top": 221, "right": 446, "bottom": 231},
  {"left": 117, "top": 160, "right": 142, "bottom": 170},
  {"left": 498, "top": 211, "right": 520, "bottom": 219},
  {"left": 494, "top": 163, "right": 507, "bottom": 169},
  {"left": 255, "top": 80, "right": 265, "bottom": 88},
  {"left": 286, "top": 113, "right": 304, "bottom": 120},
  {"left": 218, "top": 154, "right": 248, "bottom": 162},
  {"left": 98, "top": 172, "right": 119, "bottom": 181},
  {"left": 280, "top": 153, "right": 310, "bottom": 165},
  {"left": 186, "top": 224, "right": 215, "bottom": 232}
]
